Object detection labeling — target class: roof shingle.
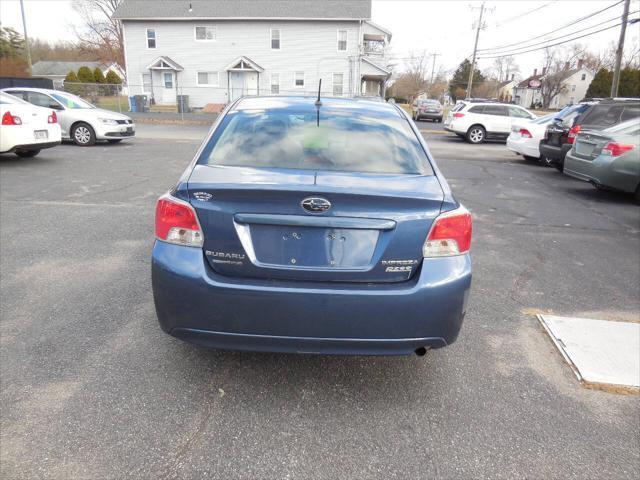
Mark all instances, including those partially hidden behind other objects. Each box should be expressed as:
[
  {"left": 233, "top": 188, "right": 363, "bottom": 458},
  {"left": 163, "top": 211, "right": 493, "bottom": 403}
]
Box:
[{"left": 113, "top": 0, "right": 371, "bottom": 20}]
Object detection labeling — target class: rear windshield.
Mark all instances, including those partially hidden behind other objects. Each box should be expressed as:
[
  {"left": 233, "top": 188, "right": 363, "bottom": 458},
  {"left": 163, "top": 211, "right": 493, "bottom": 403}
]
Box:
[
  {"left": 580, "top": 103, "right": 640, "bottom": 127},
  {"left": 199, "top": 109, "right": 432, "bottom": 175},
  {"left": 452, "top": 102, "right": 467, "bottom": 112}
]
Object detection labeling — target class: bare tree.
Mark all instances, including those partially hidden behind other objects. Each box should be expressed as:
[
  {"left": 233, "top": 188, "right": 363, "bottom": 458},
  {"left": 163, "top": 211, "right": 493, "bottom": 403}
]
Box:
[
  {"left": 391, "top": 51, "right": 430, "bottom": 102},
  {"left": 490, "top": 56, "right": 519, "bottom": 82},
  {"left": 73, "top": 0, "right": 123, "bottom": 68},
  {"left": 539, "top": 47, "right": 587, "bottom": 108}
]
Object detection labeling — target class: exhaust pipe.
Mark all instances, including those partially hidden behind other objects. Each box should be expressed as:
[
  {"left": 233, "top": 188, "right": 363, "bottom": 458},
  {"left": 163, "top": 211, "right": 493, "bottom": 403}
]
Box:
[{"left": 414, "top": 347, "right": 428, "bottom": 357}]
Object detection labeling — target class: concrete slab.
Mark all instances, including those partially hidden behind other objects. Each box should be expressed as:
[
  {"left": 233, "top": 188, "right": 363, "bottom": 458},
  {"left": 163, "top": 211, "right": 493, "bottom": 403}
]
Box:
[{"left": 538, "top": 315, "right": 640, "bottom": 389}]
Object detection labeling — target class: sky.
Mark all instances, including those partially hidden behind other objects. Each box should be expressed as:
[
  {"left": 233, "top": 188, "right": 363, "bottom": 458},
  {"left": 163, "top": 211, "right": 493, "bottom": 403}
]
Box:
[{"left": 1, "top": 0, "right": 638, "bottom": 80}]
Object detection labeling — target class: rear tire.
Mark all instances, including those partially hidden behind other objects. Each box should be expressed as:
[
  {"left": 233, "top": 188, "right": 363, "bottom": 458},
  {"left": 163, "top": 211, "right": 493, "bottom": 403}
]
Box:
[
  {"left": 466, "top": 125, "right": 486, "bottom": 144},
  {"left": 554, "top": 161, "right": 564, "bottom": 172},
  {"left": 15, "top": 149, "right": 40, "bottom": 158},
  {"left": 72, "top": 122, "right": 96, "bottom": 146},
  {"left": 523, "top": 155, "right": 538, "bottom": 162}
]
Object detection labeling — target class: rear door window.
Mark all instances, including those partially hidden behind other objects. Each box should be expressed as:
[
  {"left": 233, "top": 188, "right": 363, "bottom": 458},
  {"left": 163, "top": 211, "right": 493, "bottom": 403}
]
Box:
[
  {"left": 199, "top": 109, "right": 433, "bottom": 175},
  {"left": 484, "top": 105, "right": 509, "bottom": 116}
]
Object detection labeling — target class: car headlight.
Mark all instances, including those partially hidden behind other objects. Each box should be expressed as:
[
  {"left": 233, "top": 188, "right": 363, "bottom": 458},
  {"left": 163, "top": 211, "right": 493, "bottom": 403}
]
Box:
[{"left": 98, "top": 118, "right": 118, "bottom": 125}]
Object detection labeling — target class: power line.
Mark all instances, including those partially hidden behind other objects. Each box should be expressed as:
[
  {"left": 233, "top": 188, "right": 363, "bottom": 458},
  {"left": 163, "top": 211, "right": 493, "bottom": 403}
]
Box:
[
  {"left": 477, "top": 11, "right": 638, "bottom": 58},
  {"left": 493, "top": 0, "right": 557, "bottom": 27},
  {"left": 478, "top": 0, "right": 624, "bottom": 52},
  {"left": 477, "top": 18, "right": 638, "bottom": 59}
]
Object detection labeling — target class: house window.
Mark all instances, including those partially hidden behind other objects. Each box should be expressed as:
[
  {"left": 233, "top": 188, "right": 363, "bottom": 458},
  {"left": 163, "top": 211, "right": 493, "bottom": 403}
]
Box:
[
  {"left": 142, "top": 73, "right": 151, "bottom": 92},
  {"left": 337, "top": 30, "right": 347, "bottom": 51},
  {"left": 197, "top": 71, "right": 219, "bottom": 86},
  {"left": 163, "top": 72, "right": 173, "bottom": 88},
  {"left": 271, "top": 73, "right": 280, "bottom": 94},
  {"left": 332, "top": 73, "right": 343, "bottom": 96},
  {"left": 581, "top": 74, "right": 586, "bottom": 80},
  {"left": 571, "top": 85, "right": 576, "bottom": 92},
  {"left": 271, "top": 29, "right": 280, "bottom": 49},
  {"left": 195, "top": 26, "right": 216, "bottom": 40},
  {"left": 146, "top": 29, "right": 156, "bottom": 48},
  {"left": 294, "top": 71, "right": 304, "bottom": 88}
]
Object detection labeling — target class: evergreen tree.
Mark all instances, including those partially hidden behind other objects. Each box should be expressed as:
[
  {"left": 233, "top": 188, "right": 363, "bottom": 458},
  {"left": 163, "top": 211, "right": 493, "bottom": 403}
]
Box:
[
  {"left": 105, "top": 70, "right": 122, "bottom": 85},
  {"left": 93, "top": 67, "right": 106, "bottom": 83},
  {"left": 77, "top": 66, "right": 95, "bottom": 83},
  {"left": 619, "top": 68, "right": 640, "bottom": 97},
  {"left": 585, "top": 68, "right": 613, "bottom": 98},
  {"left": 449, "top": 59, "right": 485, "bottom": 101},
  {"left": 64, "top": 70, "right": 79, "bottom": 83}
]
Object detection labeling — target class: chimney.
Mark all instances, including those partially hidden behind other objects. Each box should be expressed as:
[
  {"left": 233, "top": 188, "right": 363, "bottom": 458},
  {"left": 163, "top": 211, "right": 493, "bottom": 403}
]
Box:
[
  {"left": 542, "top": 67, "right": 547, "bottom": 75},
  {"left": 511, "top": 73, "right": 514, "bottom": 81},
  {"left": 564, "top": 61, "right": 570, "bottom": 70},
  {"left": 577, "top": 59, "right": 584, "bottom": 69},
  {"left": 533, "top": 68, "right": 537, "bottom": 76}
]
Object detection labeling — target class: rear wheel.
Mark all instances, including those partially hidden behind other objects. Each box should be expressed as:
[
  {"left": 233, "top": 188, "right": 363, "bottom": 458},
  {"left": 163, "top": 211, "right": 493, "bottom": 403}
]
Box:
[
  {"left": 466, "top": 125, "right": 485, "bottom": 144},
  {"left": 15, "top": 149, "right": 40, "bottom": 158},
  {"left": 554, "top": 161, "right": 564, "bottom": 172},
  {"left": 72, "top": 122, "right": 96, "bottom": 146}
]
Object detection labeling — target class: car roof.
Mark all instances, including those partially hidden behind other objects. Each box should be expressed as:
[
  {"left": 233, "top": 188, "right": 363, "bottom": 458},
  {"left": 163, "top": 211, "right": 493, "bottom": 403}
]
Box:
[
  {"left": 232, "top": 95, "right": 403, "bottom": 117},
  {"left": 463, "top": 102, "right": 519, "bottom": 108},
  {"left": 2, "top": 87, "right": 57, "bottom": 94}
]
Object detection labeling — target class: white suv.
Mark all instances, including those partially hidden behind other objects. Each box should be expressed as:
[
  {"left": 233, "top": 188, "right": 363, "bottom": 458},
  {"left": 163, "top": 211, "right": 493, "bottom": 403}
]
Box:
[{"left": 444, "top": 101, "right": 536, "bottom": 144}]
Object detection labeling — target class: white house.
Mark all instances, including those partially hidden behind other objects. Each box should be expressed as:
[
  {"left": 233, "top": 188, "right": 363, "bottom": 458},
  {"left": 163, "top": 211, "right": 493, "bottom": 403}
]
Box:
[
  {"left": 31, "top": 61, "right": 126, "bottom": 88},
  {"left": 112, "top": 0, "right": 392, "bottom": 109},
  {"left": 514, "top": 61, "right": 594, "bottom": 109}
]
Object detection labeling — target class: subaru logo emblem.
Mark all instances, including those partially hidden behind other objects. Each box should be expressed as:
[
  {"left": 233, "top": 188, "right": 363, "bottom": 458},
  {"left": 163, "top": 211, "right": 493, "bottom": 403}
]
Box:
[{"left": 301, "top": 197, "right": 331, "bottom": 213}]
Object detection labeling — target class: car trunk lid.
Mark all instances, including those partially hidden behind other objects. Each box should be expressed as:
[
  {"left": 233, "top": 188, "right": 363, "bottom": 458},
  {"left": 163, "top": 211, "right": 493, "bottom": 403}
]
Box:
[{"left": 188, "top": 165, "right": 444, "bottom": 283}]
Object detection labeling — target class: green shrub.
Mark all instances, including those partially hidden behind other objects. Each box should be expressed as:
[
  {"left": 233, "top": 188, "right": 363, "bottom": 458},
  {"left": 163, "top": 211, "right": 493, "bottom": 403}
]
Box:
[{"left": 77, "top": 66, "right": 95, "bottom": 83}]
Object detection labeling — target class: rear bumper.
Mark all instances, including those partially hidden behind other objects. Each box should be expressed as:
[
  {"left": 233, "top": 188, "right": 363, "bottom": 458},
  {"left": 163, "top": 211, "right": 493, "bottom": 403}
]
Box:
[
  {"left": 152, "top": 241, "right": 472, "bottom": 355},
  {"left": 416, "top": 112, "right": 443, "bottom": 120},
  {"left": 506, "top": 136, "right": 540, "bottom": 158},
  {"left": 539, "top": 142, "right": 572, "bottom": 162},
  {"left": 2, "top": 140, "right": 60, "bottom": 153},
  {"left": 564, "top": 151, "right": 637, "bottom": 193}
]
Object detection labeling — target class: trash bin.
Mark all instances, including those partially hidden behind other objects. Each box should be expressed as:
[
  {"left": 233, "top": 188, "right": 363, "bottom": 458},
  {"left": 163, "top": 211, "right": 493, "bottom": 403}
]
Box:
[
  {"left": 129, "top": 96, "right": 137, "bottom": 112},
  {"left": 134, "top": 95, "right": 148, "bottom": 113},
  {"left": 177, "top": 95, "right": 189, "bottom": 113}
]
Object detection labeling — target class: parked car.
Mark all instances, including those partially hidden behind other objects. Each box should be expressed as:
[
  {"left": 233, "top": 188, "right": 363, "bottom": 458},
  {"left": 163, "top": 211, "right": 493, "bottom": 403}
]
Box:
[
  {"left": 507, "top": 104, "right": 586, "bottom": 162},
  {"left": 152, "top": 96, "right": 472, "bottom": 356},
  {"left": 444, "top": 100, "right": 536, "bottom": 143},
  {"left": 2, "top": 87, "right": 135, "bottom": 146},
  {"left": 564, "top": 118, "right": 640, "bottom": 201},
  {"left": 412, "top": 99, "right": 443, "bottom": 122},
  {"left": 0, "top": 91, "right": 61, "bottom": 157},
  {"left": 539, "top": 98, "right": 640, "bottom": 171}
]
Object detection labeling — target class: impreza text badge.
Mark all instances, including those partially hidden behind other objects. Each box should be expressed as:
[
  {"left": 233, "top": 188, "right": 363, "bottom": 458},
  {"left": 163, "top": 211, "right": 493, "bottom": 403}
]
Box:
[
  {"left": 301, "top": 197, "right": 331, "bottom": 213},
  {"left": 193, "top": 192, "right": 213, "bottom": 201}
]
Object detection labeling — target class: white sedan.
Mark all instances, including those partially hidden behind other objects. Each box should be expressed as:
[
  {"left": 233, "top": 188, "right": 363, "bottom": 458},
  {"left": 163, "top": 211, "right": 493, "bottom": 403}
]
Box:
[
  {"left": 506, "top": 113, "right": 555, "bottom": 161},
  {"left": 0, "top": 91, "right": 61, "bottom": 157}
]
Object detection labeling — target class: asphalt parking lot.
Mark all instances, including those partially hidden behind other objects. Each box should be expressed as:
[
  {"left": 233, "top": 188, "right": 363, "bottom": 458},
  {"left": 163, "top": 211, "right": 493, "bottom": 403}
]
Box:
[{"left": 1, "top": 124, "right": 639, "bottom": 479}]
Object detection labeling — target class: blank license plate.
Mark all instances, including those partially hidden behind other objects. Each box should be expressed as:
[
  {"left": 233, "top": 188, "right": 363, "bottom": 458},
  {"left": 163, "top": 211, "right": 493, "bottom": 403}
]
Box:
[{"left": 34, "top": 130, "right": 48, "bottom": 140}]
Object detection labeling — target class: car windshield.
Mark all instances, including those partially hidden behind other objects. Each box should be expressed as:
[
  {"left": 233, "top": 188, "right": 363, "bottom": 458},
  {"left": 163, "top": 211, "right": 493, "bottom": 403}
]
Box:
[
  {"left": 0, "top": 92, "right": 28, "bottom": 105},
  {"left": 50, "top": 92, "right": 94, "bottom": 109},
  {"left": 200, "top": 108, "right": 431, "bottom": 175}
]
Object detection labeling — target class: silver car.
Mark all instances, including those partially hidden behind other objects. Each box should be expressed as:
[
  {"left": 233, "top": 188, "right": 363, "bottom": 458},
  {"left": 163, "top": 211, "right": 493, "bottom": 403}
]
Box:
[{"left": 2, "top": 88, "right": 135, "bottom": 146}]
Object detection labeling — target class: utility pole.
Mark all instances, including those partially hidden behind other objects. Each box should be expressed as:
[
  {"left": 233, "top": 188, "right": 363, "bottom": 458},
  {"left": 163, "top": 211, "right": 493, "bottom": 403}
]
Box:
[
  {"left": 19, "top": 0, "right": 32, "bottom": 75},
  {"left": 611, "top": 0, "right": 630, "bottom": 97},
  {"left": 466, "top": 2, "right": 486, "bottom": 99},
  {"left": 429, "top": 53, "right": 441, "bottom": 84}
]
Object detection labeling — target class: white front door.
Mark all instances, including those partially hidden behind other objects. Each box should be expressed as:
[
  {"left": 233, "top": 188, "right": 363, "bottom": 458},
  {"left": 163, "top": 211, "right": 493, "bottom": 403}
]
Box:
[
  {"left": 230, "top": 71, "right": 259, "bottom": 101},
  {"left": 161, "top": 71, "right": 176, "bottom": 104}
]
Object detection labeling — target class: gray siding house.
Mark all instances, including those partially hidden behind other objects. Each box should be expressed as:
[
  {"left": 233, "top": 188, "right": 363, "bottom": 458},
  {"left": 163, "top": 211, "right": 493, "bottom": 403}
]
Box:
[{"left": 113, "top": 0, "right": 392, "bottom": 109}]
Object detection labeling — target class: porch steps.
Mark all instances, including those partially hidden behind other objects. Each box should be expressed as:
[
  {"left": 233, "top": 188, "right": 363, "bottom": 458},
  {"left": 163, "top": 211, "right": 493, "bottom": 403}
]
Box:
[{"left": 149, "top": 104, "right": 178, "bottom": 113}]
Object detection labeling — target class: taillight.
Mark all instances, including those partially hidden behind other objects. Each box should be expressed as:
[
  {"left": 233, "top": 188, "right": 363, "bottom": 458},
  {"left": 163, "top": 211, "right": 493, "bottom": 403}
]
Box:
[
  {"left": 453, "top": 112, "right": 465, "bottom": 118},
  {"left": 1, "top": 111, "right": 22, "bottom": 125},
  {"left": 155, "top": 193, "right": 204, "bottom": 247},
  {"left": 423, "top": 205, "right": 472, "bottom": 257},
  {"left": 48, "top": 111, "right": 57, "bottom": 124},
  {"left": 519, "top": 128, "right": 532, "bottom": 138},
  {"left": 567, "top": 124, "right": 581, "bottom": 144},
  {"left": 601, "top": 142, "right": 635, "bottom": 157}
]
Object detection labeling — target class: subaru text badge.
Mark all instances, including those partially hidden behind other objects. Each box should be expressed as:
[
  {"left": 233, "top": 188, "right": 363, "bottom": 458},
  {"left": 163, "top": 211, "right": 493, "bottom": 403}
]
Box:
[{"left": 301, "top": 197, "right": 331, "bottom": 213}]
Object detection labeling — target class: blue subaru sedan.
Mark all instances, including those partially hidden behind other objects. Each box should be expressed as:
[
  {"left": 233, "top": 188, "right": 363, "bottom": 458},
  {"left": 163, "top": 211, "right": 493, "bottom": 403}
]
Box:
[{"left": 152, "top": 96, "right": 472, "bottom": 356}]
